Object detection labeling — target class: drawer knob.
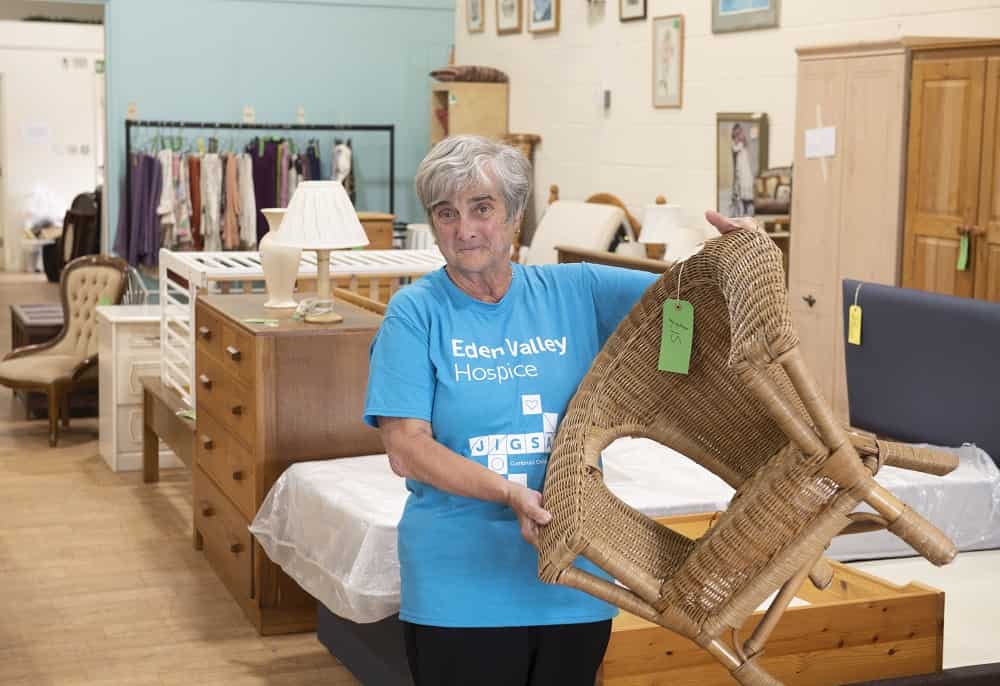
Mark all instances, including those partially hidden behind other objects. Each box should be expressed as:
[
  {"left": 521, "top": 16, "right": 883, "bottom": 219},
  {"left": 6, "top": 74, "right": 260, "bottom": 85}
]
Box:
[
  {"left": 230, "top": 542, "right": 244, "bottom": 554},
  {"left": 200, "top": 501, "right": 214, "bottom": 517},
  {"left": 802, "top": 294, "right": 816, "bottom": 308},
  {"left": 232, "top": 470, "right": 244, "bottom": 481},
  {"left": 199, "top": 374, "right": 212, "bottom": 389},
  {"left": 225, "top": 345, "right": 242, "bottom": 362},
  {"left": 201, "top": 435, "right": 214, "bottom": 450},
  {"left": 231, "top": 404, "right": 243, "bottom": 416},
  {"left": 198, "top": 326, "right": 212, "bottom": 341}
]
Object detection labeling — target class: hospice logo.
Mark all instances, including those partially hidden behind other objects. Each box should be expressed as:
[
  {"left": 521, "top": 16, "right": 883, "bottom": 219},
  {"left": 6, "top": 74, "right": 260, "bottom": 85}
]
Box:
[
  {"left": 451, "top": 336, "right": 568, "bottom": 385},
  {"left": 468, "top": 394, "right": 559, "bottom": 484}
]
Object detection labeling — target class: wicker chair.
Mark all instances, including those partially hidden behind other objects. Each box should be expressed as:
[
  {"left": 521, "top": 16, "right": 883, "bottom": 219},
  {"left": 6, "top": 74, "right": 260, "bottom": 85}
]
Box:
[
  {"left": 538, "top": 230, "right": 958, "bottom": 686},
  {"left": 0, "top": 255, "right": 128, "bottom": 446}
]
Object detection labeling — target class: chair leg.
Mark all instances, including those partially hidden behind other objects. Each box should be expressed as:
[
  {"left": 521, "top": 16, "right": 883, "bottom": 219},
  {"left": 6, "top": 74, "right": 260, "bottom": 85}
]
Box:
[
  {"left": 61, "top": 391, "right": 71, "bottom": 428},
  {"left": 47, "top": 386, "right": 60, "bottom": 447}
]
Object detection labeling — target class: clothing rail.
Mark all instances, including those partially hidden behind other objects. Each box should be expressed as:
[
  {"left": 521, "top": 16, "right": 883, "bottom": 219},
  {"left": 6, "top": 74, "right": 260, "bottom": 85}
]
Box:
[{"left": 123, "top": 119, "right": 396, "bottom": 240}]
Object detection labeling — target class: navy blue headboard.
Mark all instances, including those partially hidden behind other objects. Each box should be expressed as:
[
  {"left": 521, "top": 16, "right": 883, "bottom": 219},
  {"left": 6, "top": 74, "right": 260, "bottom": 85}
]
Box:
[{"left": 842, "top": 279, "right": 1000, "bottom": 466}]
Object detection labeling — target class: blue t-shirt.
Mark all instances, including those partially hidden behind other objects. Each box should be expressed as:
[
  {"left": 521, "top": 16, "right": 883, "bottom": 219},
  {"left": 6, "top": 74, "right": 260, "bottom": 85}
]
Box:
[{"left": 363, "top": 262, "right": 656, "bottom": 627}]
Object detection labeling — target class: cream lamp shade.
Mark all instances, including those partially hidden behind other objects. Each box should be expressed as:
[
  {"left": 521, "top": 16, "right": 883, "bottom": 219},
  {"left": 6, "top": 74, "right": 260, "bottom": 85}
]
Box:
[{"left": 269, "top": 181, "right": 369, "bottom": 317}]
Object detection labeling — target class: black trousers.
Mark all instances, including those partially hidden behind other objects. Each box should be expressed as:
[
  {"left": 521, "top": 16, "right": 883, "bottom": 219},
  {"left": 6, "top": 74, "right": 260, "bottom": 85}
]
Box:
[{"left": 402, "top": 619, "right": 612, "bottom": 686}]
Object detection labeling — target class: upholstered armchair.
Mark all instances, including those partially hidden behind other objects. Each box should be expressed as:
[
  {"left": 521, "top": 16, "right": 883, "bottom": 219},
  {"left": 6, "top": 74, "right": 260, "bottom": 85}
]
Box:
[{"left": 0, "top": 255, "right": 128, "bottom": 446}]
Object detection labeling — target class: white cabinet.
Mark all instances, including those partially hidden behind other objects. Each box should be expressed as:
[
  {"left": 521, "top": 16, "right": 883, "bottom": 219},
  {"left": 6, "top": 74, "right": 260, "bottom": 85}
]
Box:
[{"left": 97, "top": 305, "right": 182, "bottom": 472}]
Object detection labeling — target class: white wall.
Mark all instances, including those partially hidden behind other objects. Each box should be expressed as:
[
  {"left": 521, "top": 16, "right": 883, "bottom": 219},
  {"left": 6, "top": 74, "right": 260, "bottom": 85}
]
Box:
[
  {"left": 456, "top": 0, "right": 1000, "bottom": 230},
  {"left": 0, "top": 20, "right": 103, "bottom": 271}
]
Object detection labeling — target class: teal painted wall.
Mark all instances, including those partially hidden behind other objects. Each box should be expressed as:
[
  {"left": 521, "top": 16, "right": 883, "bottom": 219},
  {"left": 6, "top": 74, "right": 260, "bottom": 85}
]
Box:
[{"left": 101, "top": 0, "right": 453, "bottom": 247}]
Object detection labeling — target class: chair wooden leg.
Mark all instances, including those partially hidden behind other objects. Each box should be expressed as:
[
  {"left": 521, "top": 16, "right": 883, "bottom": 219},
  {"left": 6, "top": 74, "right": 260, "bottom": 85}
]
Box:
[
  {"left": 47, "top": 386, "right": 60, "bottom": 447},
  {"left": 61, "top": 391, "right": 70, "bottom": 428}
]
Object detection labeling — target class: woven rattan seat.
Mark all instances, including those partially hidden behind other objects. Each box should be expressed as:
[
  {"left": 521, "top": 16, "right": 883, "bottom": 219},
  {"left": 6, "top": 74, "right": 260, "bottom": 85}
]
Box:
[{"left": 538, "top": 230, "right": 958, "bottom": 686}]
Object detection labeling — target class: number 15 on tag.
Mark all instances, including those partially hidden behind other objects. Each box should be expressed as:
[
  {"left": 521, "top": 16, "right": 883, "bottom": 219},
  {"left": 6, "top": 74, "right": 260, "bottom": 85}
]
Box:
[{"left": 659, "top": 299, "right": 694, "bottom": 375}]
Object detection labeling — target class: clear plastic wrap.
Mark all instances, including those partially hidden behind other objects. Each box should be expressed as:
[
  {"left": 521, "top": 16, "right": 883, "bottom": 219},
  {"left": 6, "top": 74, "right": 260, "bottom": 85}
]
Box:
[{"left": 250, "top": 440, "right": 1000, "bottom": 622}]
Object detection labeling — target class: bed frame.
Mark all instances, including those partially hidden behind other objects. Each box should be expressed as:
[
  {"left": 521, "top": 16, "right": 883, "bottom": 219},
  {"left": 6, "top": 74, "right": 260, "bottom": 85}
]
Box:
[{"left": 315, "top": 512, "right": 943, "bottom": 686}]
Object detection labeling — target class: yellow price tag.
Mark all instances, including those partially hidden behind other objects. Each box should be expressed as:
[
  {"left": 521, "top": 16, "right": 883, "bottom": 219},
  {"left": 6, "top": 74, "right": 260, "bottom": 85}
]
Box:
[{"left": 848, "top": 304, "right": 862, "bottom": 346}]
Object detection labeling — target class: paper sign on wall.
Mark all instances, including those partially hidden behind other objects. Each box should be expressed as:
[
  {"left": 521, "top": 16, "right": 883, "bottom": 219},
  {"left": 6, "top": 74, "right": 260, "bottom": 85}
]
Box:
[
  {"left": 805, "top": 126, "right": 836, "bottom": 159},
  {"left": 296, "top": 106, "right": 305, "bottom": 124},
  {"left": 243, "top": 105, "right": 256, "bottom": 124}
]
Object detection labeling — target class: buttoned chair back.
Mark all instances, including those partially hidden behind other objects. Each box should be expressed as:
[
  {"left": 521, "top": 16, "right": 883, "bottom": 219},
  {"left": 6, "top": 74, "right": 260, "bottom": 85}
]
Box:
[{"left": 538, "top": 230, "right": 957, "bottom": 686}]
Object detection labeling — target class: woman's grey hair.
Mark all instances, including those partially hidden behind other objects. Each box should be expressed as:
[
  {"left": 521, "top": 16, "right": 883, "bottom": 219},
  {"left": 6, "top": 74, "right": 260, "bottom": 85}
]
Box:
[{"left": 415, "top": 135, "right": 532, "bottom": 224}]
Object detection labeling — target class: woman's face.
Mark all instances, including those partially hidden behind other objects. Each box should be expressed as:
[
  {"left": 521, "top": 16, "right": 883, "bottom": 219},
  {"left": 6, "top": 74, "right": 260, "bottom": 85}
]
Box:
[{"left": 430, "top": 182, "right": 518, "bottom": 280}]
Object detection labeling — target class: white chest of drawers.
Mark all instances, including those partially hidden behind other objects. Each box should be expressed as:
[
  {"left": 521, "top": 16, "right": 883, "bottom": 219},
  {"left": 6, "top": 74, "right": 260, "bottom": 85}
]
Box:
[{"left": 97, "top": 305, "right": 182, "bottom": 472}]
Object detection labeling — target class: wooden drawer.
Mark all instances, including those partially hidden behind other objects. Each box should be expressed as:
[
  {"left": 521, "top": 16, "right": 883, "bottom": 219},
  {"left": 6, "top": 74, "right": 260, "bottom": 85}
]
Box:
[
  {"left": 220, "top": 322, "right": 256, "bottom": 387},
  {"left": 116, "top": 404, "right": 145, "bottom": 454},
  {"left": 118, "top": 323, "right": 160, "bottom": 352},
  {"left": 195, "top": 305, "right": 225, "bottom": 362},
  {"left": 116, "top": 355, "right": 160, "bottom": 405},
  {"left": 194, "top": 466, "right": 253, "bottom": 601},
  {"left": 196, "top": 409, "right": 255, "bottom": 520},
  {"left": 195, "top": 352, "right": 256, "bottom": 450}
]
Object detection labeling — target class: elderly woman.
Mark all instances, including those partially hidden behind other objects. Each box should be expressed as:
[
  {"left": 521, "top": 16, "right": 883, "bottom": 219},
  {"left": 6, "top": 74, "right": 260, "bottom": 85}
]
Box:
[{"left": 364, "top": 135, "right": 746, "bottom": 686}]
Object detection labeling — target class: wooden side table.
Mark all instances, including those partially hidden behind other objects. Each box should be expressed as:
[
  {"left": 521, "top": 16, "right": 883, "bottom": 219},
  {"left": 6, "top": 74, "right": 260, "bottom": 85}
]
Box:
[
  {"left": 141, "top": 376, "right": 195, "bottom": 483},
  {"left": 9, "top": 304, "right": 98, "bottom": 418}
]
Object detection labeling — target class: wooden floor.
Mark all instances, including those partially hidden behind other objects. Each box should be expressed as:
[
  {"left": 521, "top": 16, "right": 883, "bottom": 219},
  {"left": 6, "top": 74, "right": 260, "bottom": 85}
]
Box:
[{"left": 0, "top": 274, "right": 360, "bottom": 686}]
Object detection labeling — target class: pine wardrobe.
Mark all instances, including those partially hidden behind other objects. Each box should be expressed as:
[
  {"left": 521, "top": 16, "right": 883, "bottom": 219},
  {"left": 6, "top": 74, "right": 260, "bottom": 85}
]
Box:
[{"left": 790, "top": 37, "right": 1000, "bottom": 423}]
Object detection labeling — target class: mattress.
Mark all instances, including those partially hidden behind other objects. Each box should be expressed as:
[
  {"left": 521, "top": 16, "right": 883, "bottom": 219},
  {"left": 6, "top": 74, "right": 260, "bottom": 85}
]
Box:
[{"left": 249, "top": 438, "right": 1000, "bottom": 624}]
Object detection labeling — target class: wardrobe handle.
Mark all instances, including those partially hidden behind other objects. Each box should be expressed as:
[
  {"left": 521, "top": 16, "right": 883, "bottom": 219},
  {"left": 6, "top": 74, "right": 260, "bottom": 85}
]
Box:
[
  {"left": 201, "top": 435, "right": 214, "bottom": 450},
  {"left": 198, "top": 326, "right": 212, "bottom": 341},
  {"left": 231, "top": 404, "right": 243, "bottom": 416},
  {"left": 802, "top": 294, "right": 816, "bottom": 308},
  {"left": 229, "top": 541, "right": 244, "bottom": 554},
  {"left": 200, "top": 501, "right": 214, "bottom": 517},
  {"left": 232, "top": 470, "right": 244, "bottom": 481},
  {"left": 225, "top": 345, "right": 241, "bottom": 362},
  {"left": 970, "top": 225, "right": 986, "bottom": 236},
  {"left": 199, "top": 374, "right": 212, "bottom": 389}
]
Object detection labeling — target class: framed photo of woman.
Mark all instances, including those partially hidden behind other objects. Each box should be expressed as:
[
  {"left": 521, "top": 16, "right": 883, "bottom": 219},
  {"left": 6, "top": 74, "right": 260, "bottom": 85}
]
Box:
[
  {"left": 716, "top": 112, "right": 769, "bottom": 217},
  {"left": 497, "top": 0, "right": 522, "bottom": 34},
  {"left": 651, "top": 15, "right": 683, "bottom": 109},
  {"left": 528, "top": 0, "right": 559, "bottom": 34},
  {"left": 619, "top": 0, "right": 646, "bottom": 22},
  {"left": 467, "top": 0, "right": 484, "bottom": 33}
]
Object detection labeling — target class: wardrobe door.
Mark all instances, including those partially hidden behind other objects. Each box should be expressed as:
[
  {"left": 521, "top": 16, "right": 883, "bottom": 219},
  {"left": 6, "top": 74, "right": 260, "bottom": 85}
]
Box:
[
  {"left": 831, "top": 53, "right": 906, "bottom": 422},
  {"left": 901, "top": 56, "right": 986, "bottom": 297},
  {"left": 789, "top": 57, "right": 846, "bottom": 406},
  {"left": 975, "top": 56, "right": 1000, "bottom": 302}
]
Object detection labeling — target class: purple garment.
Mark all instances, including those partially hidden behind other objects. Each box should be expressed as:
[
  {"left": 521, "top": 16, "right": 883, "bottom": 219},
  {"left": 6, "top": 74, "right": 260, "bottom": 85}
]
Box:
[
  {"left": 251, "top": 139, "right": 278, "bottom": 243},
  {"left": 114, "top": 153, "right": 162, "bottom": 267},
  {"left": 307, "top": 145, "right": 321, "bottom": 180}
]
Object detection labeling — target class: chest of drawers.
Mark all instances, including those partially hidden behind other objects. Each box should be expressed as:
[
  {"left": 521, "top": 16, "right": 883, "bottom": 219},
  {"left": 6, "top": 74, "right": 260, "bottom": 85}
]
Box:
[
  {"left": 97, "top": 305, "right": 180, "bottom": 472},
  {"left": 193, "top": 293, "right": 384, "bottom": 634}
]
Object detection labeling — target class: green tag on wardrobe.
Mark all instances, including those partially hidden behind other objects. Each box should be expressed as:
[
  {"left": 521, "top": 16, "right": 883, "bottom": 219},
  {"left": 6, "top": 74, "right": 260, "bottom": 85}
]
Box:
[
  {"left": 658, "top": 300, "right": 694, "bottom": 374},
  {"left": 957, "top": 233, "right": 970, "bottom": 271}
]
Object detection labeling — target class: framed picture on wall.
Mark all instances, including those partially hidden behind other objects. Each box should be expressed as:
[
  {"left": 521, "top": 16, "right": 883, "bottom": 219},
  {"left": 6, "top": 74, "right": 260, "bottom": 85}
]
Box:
[
  {"left": 528, "top": 0, "right": 559, "bottom": 33},
  {"left": 467, "top": 0, "right": 485, "bottom": 33},
  {"left": 497, "top": 0, "right": 522, "bottom": 34},
  {"left": 716, "top": 112, "right": 769, "bottom": 217},
  {"left": 619, "top": 0, "right": 646, "bottom": 22},
  {"left": 712, "top": 0, "right": 779, "bottom": 33},
  {"left": 652, "top": 15, "right": 683, "bottom": 109}
]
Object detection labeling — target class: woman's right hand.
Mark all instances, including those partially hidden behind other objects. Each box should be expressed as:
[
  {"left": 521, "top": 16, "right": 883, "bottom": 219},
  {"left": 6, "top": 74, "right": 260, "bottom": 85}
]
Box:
[{"left": 507, "top": 483, "right": 552, "bottom": 547}]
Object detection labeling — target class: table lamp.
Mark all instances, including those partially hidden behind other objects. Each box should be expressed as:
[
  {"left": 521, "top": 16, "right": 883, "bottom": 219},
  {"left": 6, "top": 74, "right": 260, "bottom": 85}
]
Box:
[
  {"left": 269, "top": 181, "right": 369, "bottom": 323},
  {"left": 640, "top": 197, "right": 702, "bottom": 262}
]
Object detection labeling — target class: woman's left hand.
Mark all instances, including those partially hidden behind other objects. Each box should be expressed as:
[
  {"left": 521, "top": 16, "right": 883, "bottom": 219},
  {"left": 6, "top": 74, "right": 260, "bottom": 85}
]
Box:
[{"left": 705, "top": 210, "right": 757, "bottom": 234}]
